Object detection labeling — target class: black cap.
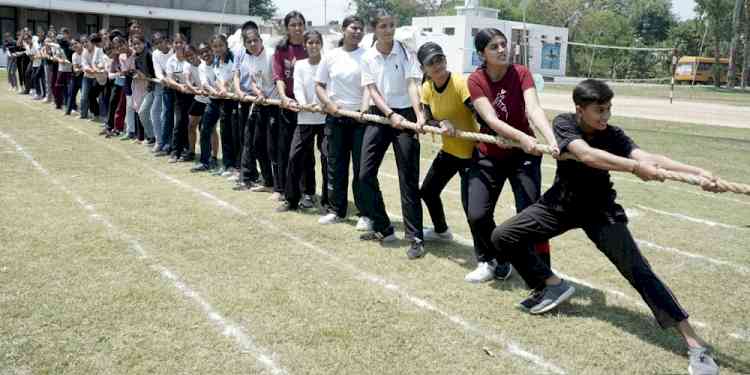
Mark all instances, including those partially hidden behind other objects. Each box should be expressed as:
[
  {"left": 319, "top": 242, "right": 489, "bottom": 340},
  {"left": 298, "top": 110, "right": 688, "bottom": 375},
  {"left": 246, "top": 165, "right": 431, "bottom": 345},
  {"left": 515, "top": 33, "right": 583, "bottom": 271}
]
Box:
[{"left": 417, "top": 42, "right": 445, "bottom": 66}]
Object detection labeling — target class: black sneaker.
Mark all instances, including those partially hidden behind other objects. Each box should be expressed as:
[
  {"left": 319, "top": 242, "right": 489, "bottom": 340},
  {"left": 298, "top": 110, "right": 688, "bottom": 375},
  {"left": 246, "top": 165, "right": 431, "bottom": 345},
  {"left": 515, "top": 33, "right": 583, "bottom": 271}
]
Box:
[
  {"left": 275, "top": 201, "right": 297, "bottom": 212},
  {"left": 154, "top": 150, "right": 169, "bottom": 157},
  {"left": 519, "top": 288, "right": 544, "bottom": 310},
  {"left": 299, "top": 194, "right": 315, "bottom": 209},
  {"left": 359, "top": 230, "right": 397, "bottom": 243},
  {"left": 232, "top": 182, "right": 254, "bottom": 191},
  {"left": 406, "top": 240, "right": 426, "bottom": 259},
  {"left": 494, "top": 262, "right": 513, "bottom": 281},
  {"left": 179, "top": 152, "right": 195, "bottom": 162}
]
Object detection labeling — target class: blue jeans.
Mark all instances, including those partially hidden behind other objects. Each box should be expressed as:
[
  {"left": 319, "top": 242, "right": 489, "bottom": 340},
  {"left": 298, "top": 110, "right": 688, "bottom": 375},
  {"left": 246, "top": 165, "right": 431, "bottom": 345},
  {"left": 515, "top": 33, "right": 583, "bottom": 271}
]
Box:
[
  {"left": 65, "top": 75, "right": 81, "bottom": 115},
  {"left": 160, "top": 88, "right": 175, "bottom": 150},
  {"left": 150, "top": 84, "right": 164, "bottom": 146}
]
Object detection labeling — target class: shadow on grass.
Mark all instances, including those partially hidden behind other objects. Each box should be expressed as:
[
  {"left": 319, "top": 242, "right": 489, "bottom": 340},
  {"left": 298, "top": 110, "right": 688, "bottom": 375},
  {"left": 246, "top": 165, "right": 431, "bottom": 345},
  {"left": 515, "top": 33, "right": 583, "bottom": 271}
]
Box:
[{"left": 544, "top": 282, "right": 750, "bottom": 374}]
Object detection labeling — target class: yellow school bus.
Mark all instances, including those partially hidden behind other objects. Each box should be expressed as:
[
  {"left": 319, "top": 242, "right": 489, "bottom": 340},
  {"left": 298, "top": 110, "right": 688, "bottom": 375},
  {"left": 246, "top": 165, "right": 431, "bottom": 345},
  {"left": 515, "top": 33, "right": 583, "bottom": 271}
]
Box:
[{"left": 673, "top": 56, "right": 730, "bottom": 84}]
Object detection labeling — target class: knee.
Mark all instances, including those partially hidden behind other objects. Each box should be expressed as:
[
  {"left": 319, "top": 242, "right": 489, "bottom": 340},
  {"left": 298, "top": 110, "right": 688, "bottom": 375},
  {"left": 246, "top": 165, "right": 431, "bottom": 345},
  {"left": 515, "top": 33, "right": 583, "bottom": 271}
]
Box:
[{"left": 490, "top": 225, "right": 517, "bottom": 252}]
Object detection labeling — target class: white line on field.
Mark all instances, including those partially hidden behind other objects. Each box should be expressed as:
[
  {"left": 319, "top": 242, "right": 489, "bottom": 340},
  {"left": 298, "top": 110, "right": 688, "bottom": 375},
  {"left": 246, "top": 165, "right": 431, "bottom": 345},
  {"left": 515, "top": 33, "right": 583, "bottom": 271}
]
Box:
[
  {"left": 0, "top": 130, "right": 288, "bottom": 375},
  {"left": 634, "top": 205, "right": 741, "bottom": 230},
  {"left": 55, "top": 121, "right": 566, "bottom": 375}
]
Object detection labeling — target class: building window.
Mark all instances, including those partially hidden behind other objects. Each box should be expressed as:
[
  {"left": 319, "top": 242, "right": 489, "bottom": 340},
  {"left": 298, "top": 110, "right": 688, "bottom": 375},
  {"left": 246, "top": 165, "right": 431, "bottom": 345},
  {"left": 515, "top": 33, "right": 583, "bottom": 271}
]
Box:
[
  {"left": 77, "top": 14, "right": 100, "bottom": 36},
  {"left": 422, "top": 27, "right": 432, "bottom": 32},
  {"left": 443, "top": 27, "right": 455, "bottom": 35},
  {"left": 0, "top": 6, "right": 16, "bottom": 39},
  {"left": 27, "top": 9, "right": 50, "bottom": 34},
  {"left": 471, "top": 28, "right": 478, "bottom": 36},
  {"left": 150, "top": 19, "right": 170, "bottom": 37},
  {"left": 109, "top": 16, "right": 127, "bottom": 32}
]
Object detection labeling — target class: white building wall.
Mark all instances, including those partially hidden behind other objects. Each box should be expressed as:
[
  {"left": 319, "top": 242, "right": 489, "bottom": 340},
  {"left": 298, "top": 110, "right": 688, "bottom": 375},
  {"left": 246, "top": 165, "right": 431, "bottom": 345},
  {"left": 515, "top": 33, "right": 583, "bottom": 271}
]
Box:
[{"left": 412, "top": 15, "right": 568, "bottom": 77}]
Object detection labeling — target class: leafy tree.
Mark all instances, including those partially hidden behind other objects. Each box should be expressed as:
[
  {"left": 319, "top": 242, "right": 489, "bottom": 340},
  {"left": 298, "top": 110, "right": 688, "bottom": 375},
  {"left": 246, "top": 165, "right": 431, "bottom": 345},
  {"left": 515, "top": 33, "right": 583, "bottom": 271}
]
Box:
[
  {"left": 695, "top": 0, "right": 734, "bottom": 85},
  {"left": 249, "top": 0, "right": 277, "bottom": 21}
]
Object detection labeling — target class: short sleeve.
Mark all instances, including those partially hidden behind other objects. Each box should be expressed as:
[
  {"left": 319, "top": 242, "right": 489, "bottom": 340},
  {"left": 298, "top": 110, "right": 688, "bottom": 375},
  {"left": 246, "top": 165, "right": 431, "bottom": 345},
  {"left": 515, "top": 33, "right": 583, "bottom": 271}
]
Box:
[
  {"left": 467, "top": 72, "right": 487, "bottom": 102},
  {"left": 456, "top": 76, "right": 471, "bottom": 103},
  {"left": 607, "top": 126, "right": 639, "bottom": 157},
  {"left": 315, "top": 52, "right": 331, "bottom": 84},
  {"left": 553, "top": 114, "right": 583, "bottom": 153},
  {"left": 518, "top": 66, "right": 535, "bottom": 91},
  {"left": 404, "top": 49, "right": 422, "bottom": 80},
  {"left": 272, "top": 48, "right": 285, "bottom": 82},
  {"left": 292, "top": 61, "right": 307, "bottom": 105},
  {"left": 232, "top": 49, "right": 242, "bottom": 73},
  {"left": 420, "top": 81, "right": 432, "bottom": 105},
  {"left": 360, "top": 51, "right": 375, "bottom": 87}
]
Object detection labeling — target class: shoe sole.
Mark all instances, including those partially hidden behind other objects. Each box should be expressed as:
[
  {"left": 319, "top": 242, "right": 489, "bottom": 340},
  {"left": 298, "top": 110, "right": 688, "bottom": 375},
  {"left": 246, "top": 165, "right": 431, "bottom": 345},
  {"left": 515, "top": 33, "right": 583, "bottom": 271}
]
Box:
[{"left": 529, "top": 286, "right": 576, "bottom": 315}]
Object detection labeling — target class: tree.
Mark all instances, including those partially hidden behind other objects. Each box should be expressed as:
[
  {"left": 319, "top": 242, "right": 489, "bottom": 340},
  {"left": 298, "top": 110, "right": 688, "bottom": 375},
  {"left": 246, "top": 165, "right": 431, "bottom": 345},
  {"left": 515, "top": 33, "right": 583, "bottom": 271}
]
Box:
[
  {"left": 726, "top": 0, "right": 745, "bottom": 87},
  {"left": 743, "top": 0, "right": 750, "bottom": 88},
  {"left": 626, "top": 0, "right": 675, "bottom": 44},
  {"left": 695, "top": 0, "right": 734, "bottom": 86},
  {"left": 249, "top": 0, "right": 277, "bottom": 21}
]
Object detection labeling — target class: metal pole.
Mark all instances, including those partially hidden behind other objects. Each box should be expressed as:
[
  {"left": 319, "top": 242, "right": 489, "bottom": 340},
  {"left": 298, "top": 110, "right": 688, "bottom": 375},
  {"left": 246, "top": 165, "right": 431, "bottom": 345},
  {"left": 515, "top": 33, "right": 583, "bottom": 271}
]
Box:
[{"left": 670, "top": 47, "right": 677, "bottom": 104}]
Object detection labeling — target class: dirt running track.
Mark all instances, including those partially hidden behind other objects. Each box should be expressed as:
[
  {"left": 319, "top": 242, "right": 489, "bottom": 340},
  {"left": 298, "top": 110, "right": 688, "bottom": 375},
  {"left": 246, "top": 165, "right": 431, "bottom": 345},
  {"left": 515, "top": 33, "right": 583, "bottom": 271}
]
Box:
[{"left": 539, "top": 91, "right": 750, "bottom": 129}]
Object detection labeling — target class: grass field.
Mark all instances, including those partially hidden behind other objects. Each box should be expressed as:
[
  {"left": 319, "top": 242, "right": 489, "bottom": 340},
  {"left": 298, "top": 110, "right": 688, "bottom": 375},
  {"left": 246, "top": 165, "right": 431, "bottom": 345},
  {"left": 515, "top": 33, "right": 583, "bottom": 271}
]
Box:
[
  {"left": 545, "top": 83, "right": 750, "bottom": 107},
  {"left": 1, "top": 85, "right": 749, "bottom": 375}
]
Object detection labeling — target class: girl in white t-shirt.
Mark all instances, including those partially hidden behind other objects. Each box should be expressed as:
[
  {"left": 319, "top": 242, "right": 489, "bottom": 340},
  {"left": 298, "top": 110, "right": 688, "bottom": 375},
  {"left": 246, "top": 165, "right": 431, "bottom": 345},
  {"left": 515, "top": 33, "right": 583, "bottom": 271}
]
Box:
[
  {"left": 162, "top": 33, "right": 190, "bottom": 161},
  {"left": 184, "top": 43, "right": 212, "bottom": 163},
  {"left": 359, "top": 10, "right": 426, "bottom": 259},
  {"left": 66, "top": 38, "right": 83, "bottom": 115},
  {"left": 315, "top": 15, "right": 370, "bottom": 225},
  {"left": 276, "top": 30, "right": 327, "bottom": 212}
]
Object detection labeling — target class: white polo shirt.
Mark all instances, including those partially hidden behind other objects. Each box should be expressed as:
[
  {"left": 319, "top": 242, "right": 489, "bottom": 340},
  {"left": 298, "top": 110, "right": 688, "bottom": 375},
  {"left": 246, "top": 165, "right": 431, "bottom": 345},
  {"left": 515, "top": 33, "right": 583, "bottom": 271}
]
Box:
[
  {"left": 152, "top": 49, "right": 172, "bottom": 81},
  {"left": 166, "top": 55, "right": 186, "bottom": 84},
  {"left": 360, "top": 42, "right": 422, "bottom": 109},
  {"left": 293, "top": 59, "right": 326, "bottom": 125},
  {"left": 186, "top": 62, "right": 210, "bottom": 104},
  {"left": 316, "top": 47, "right": 366, "bottom": 111},
  {"left": 233, "top": 47, "right": 277, "bottom": 98}
]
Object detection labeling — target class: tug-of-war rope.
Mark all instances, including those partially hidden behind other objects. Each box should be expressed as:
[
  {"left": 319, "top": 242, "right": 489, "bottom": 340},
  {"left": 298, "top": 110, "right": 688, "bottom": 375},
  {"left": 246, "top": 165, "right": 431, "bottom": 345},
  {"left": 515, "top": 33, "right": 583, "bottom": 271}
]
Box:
[{"left": 126, "top": 76, "right": 746, "bottom": 197}]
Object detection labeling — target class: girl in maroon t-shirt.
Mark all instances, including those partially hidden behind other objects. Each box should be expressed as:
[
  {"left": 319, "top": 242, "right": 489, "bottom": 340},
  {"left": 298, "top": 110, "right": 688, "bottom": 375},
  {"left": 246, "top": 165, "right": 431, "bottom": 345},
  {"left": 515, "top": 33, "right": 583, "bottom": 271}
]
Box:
[
  {"left": 464, "top": 28, "right": 559, "bottom": 304},
  {"left": 271, "top": 11, "right": 309, "bottom": 202}
]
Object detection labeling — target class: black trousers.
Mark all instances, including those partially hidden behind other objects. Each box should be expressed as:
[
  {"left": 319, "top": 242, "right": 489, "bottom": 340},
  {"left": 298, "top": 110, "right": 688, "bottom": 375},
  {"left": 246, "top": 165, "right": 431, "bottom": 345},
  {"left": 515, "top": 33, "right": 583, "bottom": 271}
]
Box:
[
  {"left": 254, "top": 105, "right": 277, "bottom": 186},
  {"left": 238, "top": 102, "right": 259, "bottom": 182},
  {"left": 31, "top": 65, "right": 45, "bottom": 97},
  {"left": 17, "top": 56, "right": 29, "bottom": 92},
  {"left": 325, "top": 115, "right": 365, "bottom": 218},
  {"left": 285, "top": 124, "right": 328, "bottom": 207},
  {"left": 171, "top": 92, "right": 194, "bottom": 157},
  {"left": 420, "top": 150, "right": 471, "bottom": 234},
  {"left": 491, "top": 202, "right": 689, "bottom": 329},
  {"left": 359, "top": 107, "right": 423, "bottom": 241},
  {"left": 106, "top": 85, "right": 123, "bottom": 131},
  {"left": 466, "top": 150, "right": 544, "bottom": 264},
  {"left": 271, "top": 108, "right": 298, "bottom": 194}
]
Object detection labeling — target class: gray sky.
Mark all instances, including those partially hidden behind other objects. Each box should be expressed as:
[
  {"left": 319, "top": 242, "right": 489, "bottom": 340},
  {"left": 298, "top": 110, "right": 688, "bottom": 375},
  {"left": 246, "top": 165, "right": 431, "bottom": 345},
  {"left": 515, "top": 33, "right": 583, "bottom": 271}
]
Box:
[{"left": 271, "top": 0, "right": 698, "bottom": 26}]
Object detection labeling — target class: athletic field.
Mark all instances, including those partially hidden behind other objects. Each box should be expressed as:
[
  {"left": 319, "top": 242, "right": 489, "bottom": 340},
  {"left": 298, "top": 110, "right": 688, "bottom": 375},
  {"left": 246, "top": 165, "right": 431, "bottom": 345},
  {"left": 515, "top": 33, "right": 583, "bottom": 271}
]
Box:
[{"left": 1, "top": 84, "right": 749, "bottom": 374}]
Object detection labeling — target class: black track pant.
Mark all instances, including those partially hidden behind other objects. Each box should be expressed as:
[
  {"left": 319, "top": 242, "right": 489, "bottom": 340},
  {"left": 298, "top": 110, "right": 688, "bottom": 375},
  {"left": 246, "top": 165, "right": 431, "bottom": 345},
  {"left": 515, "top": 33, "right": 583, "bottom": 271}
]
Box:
[
  {"left": 420, "top": 150, "right": 471, "bottom": 233},
  {"left": 359, "top": 107, "right": 422, "bottom": 241},
  {"left": 285, "top": 124, "right": 327, "bottom": 208},
  {"left": 271, "top": 108, "right": 297, "bottom": 194},
  {"left": 325, "top": 115, "right": 365, "bottom": 218},
  {"left": 171, "top": 92, "right": 194, "bottom": 157},
  {"left": 491, "top": 201, "right": 689, "bottom": 329}
]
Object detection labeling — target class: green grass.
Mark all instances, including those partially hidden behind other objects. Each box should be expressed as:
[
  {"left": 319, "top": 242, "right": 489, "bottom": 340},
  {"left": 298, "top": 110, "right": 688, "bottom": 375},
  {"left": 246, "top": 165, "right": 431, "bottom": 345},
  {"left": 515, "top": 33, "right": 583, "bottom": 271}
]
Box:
[
  {"left": 1, "top": 87, "right": 749, "bottom": 374},
  {"left": 544, "top": 83, "right": 750, "bottom": 106}
]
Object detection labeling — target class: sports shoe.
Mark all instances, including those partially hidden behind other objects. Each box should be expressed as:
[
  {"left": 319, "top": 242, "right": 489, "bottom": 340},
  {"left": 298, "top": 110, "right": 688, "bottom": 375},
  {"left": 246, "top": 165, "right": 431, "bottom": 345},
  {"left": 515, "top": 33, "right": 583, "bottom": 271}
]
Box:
[
  {"left": 268, "top": 192, "right": 284, "bottom": 202},
  {"left": 318, "top": 213, "right": 344, "bottom": 225},
  {"left": 154, "top": 150, "right": 169, "bottom": 157},
  {"left": 249, "top": 184, "right": 272, "bottom": 193},
  {"left": 494, "top": 262, "right": 513, "bottom": 281},
  {"left": 191, "top": 164, "right": 211, "bottom": 173},
  {"left": 179, "top": 152, "right": 195, "bottom": 162},
  {"left": 275, "top": 201, "right": 297, "bottom": 213},
  {"left": 465, "top": 260, "right": 498, "bottom": 283},
  {"left": 519, "top": 288, "right": 545, "bottom": 310},
  {"left": 360, "top": 230, "right": 398, "bottom": 243},
  {"left": 528, "top": 279, "right": 575, "bottom": 315},
  {"left": 227, "top": 173, "right": 240, "bottom": 182},
  {"left": 220, "top": 168, "right": 235, "bottom": 177},
  {"left": 424, "top": 227, "right": 453, "bottom": 241},
  {"left": 688, "top": 347, "right": 719, "bottom": 375},
  {"left": 232, "top": 182, "right": 254, "bottom": 191},
  {"left": 300, "top": 194, "right": 315, "bottom": 209},
  {"left": 406, "top": 240, "right": 426, "bottom": 259},
  {"left": 355, "top": 216, "right": 373, "bottom": 232},
  {"left": 167, "top": 155, "right": 179, "bottom": 163}
]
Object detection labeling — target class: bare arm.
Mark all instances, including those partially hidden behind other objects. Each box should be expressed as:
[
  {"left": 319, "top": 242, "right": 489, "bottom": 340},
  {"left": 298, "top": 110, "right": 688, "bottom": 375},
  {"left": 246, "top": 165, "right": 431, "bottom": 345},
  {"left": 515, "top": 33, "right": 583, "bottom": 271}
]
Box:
[
  {"left": 524, "top": 87, "right": 559, "bottom": 156},
  {"left": 315, "top": 82, "right": 338, "bottom": 116},
  {"left": 473, "top": 96, "right": 540, "bottom": 154},
  {"left": 406, "top": 78, "right": 425, "bottom": 130}
]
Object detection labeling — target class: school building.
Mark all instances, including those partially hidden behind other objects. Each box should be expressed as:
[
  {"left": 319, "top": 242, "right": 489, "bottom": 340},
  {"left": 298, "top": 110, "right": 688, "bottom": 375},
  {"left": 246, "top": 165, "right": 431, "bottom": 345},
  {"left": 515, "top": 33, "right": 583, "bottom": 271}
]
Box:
[{"left": 0, "top": 0, "right": 260, "bottom": 42}]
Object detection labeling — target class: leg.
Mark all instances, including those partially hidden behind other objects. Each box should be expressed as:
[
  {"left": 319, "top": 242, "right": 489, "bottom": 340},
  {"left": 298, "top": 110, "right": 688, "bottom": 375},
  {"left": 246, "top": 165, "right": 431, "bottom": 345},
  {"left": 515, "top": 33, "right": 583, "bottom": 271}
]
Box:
[
  {"left": 358, "top": 123, "right": 394, "bottom": 235},
  {"left": 285, "top": 124, "right": 316, "bottom": 207},
  {"left": 508, "top": 154, "right": 551, "bottom": 268},
  {"left": 253, "top": 106, "right": 274, "bottom": 187},
  {"left": 324, "top": 116, "right": 351, "bottom": 218},
  {"left": 315, "top": 126, "right": 329, "bottom": 208},
  {"left": 219, "top": 100, "right": 236, "bottom": 169},
  {"left": 277, "top": 109, "right": 297, "bottom": 195},
  {"left": 420, "top": 151, "right": 462, "bottom": 234},
  {"left": 392, "top": 126, "right": 423, "bottom": 242},
  {"left": 199, "top": 100, "right": 220, "bottom": 166},
  {"left": 150, "top": 85, "right": 164, "bottom": 147},
  {"left": 139, "top": 91, "right": 154, "bottom": 140},
  {"left": 160, "top": 88, "right": 175, "bottom": 151},
  {"left": 239, "top": 103, "right": 259, "bottom": 183},
  {"left": 350, "top": 122, "right": 366, "bottom": 215},
  {"left": 465, "top": 153, "right": 506, "bottom": 264}
]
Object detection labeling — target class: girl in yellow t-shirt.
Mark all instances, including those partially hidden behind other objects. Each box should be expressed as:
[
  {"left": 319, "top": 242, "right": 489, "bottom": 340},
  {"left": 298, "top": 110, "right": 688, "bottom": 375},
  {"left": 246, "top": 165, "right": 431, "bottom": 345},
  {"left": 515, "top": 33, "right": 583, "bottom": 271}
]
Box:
[{"left": 417, "top": 42, "right": 478, "bottom": 241}]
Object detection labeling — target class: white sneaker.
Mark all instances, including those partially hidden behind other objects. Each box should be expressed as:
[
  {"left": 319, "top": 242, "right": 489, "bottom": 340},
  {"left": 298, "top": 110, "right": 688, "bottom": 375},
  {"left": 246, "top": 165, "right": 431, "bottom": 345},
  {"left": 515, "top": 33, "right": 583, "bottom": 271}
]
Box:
[
  {"left": 227, "top": 173, "right": 240, "bottom": 182},
  {"left": 220, "top": 168, "right": 235, "bottom": 177},
  {"left": 424, "top": 227, "right": 453, "bottom": 241},
  {"left": 268, "top": 192, "right": 284, "bottom": 201},
  {"left": 355, "top": 216, "right": 373, "bottom": 232},
  {"left": 465, "top": 260, "right": 498, "bottom": 283},
  {"left": 318, "top": 213, "right": 343, "bottom": 225}
]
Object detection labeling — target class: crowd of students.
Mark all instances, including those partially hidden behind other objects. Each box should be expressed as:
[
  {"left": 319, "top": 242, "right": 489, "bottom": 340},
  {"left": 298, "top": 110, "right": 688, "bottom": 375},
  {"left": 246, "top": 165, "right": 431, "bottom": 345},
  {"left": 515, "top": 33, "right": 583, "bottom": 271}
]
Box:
[{"left": 3, "top": 10, "right": 722, "bottom": 375}]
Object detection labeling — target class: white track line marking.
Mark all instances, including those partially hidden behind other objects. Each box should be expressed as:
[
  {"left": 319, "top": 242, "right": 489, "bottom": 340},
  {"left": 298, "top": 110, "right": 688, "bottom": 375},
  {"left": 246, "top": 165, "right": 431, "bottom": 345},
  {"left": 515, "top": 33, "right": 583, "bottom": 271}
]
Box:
[
  {"left": 0, "top": 130, "right": 288, "bottom": 375},
  {"left": 634, "top": 205, "right": 741, "bottom": 230},
  {"left": 50, "top": 119, "right": 565, "bottom": 374}
]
